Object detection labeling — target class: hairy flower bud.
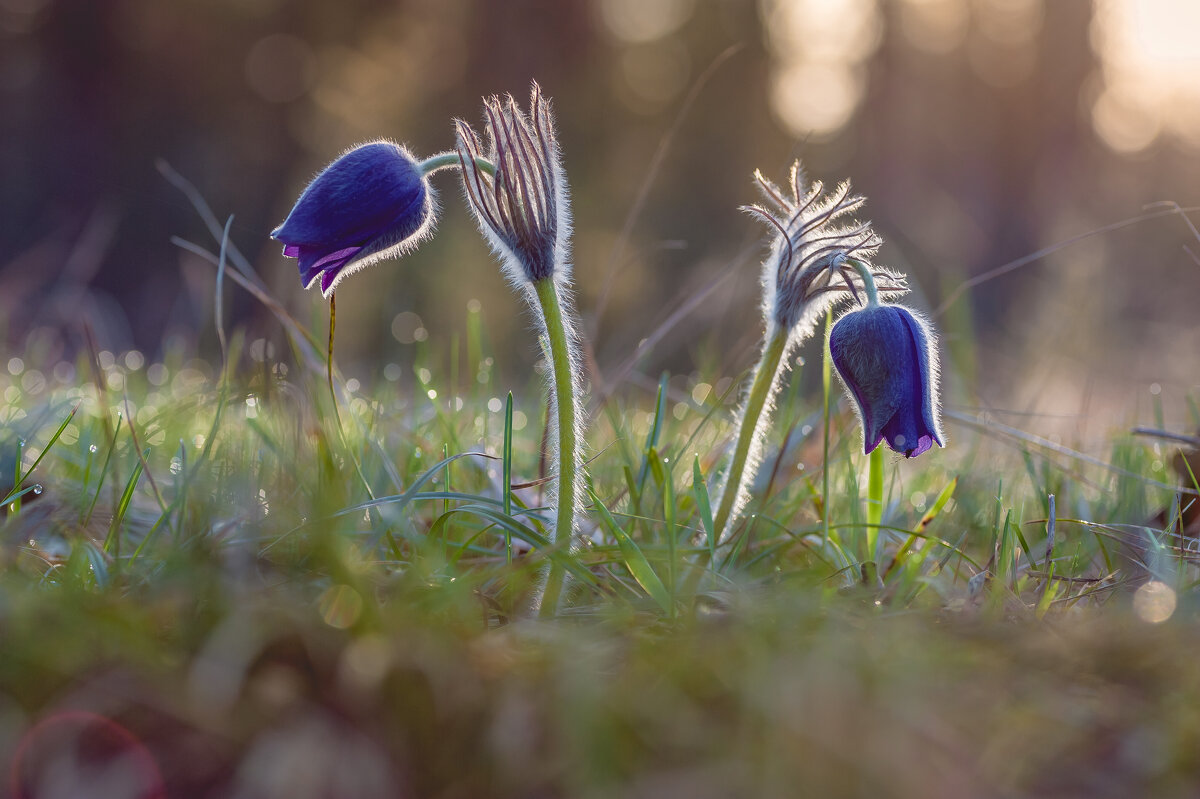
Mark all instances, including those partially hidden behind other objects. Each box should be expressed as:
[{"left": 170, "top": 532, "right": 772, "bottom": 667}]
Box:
[
  {"left": 271, "top": 141, "right": 435, "bottom": 297},
  {"left": 454, "top": 82, "right": 570, "bottom": 287},
  {"left": 743, "top": 162, "right": 906, "bottom": 339},
  {"left": 829, "top": 303, "right": 945, "bottom": 458}
]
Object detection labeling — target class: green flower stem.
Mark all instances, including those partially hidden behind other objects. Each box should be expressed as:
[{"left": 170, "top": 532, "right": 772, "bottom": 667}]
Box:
[
  {"left": 866, "top": 444, "right": 884, "bottom": 562},
  {"left": 531, "top": 277, "right": 579, "bottom": 617},
  {"left": 419, "top": 152, "right": 496, "bottom": 176},
  {"left": 713, "top": 328, "right": 790, "bottom": 542},
  {"left": 845, "top": 256, "right": 884, "bottom": 562},
  {"left": 844, "top": 257, "right": 879, "bottom": 307},
  {"left": 822, "top": 310, "right": 835, "bottom": 546}
]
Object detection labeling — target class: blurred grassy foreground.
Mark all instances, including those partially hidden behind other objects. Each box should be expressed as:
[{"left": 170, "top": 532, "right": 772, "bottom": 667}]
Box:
[{"left": 1, "top": 252, "right": 1199, "bottom": 798}]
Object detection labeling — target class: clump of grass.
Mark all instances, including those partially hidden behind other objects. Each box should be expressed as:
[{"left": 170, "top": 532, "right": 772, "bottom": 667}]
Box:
[{"left": 3, "top": 134, "right": 1200, "bottom": 799}]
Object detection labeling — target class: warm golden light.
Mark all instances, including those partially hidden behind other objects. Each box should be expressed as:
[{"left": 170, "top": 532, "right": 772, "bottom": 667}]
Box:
[
  {"left": 1091, "top": 0, "right": 1200, "bottom": 152},
  {"left": 761, "top": 0, "right": 880, "bottom": 140}
]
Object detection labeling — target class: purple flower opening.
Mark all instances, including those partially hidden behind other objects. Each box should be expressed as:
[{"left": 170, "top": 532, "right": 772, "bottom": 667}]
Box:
[
  {"left": 271, "top": 141, "right": 435, "bottom": 297},
  {"left": 829, "top": 303, "right": 944, "bottom": 458}
]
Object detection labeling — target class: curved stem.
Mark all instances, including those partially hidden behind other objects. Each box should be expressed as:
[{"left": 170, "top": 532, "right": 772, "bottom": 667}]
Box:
[
  {"left": 531, "top": 277, "right": 580, "bottom": 616},
  {"left": 844, "top": 257, "right": 880, "bottom": 307},
  {"left": 713, "top": 328, "right": 790, "bottom": 541},
  {"left": 419, "top": 152, "right": 496, "bottom": 176}
]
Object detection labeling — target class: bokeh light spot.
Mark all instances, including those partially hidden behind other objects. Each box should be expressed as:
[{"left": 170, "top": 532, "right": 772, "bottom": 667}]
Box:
[
  {"left": 319, "top": 584, "right": 364, "bottom": 629},
  {"left": 598, "top": 0, "right": 695, "bottom": 43},
  {"left": 1133, "top": 580, "right": 1176, "bottom": 624}
]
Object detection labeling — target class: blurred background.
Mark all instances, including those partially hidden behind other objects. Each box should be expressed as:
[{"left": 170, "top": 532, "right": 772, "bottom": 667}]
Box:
[{"left": 2, "top": 0, "right": 1199, "bottom": 434}]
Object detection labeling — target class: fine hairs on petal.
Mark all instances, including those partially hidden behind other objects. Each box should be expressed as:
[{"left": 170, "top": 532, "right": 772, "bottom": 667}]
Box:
[
  {"left": 315, "top": 142, "right": 439, "bottom": 299},
  {"left": 901, "top": 304, "right": 946, "bottom": 451},
  {"left": 274, "top": 139, "right": 439, "bottom": 299},
  {"left": 830, "top": 303, "right": 946, "bottom": 457}
]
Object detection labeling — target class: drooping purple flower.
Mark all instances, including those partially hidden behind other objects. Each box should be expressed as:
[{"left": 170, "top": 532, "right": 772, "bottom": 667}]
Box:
[
  {"left": 271, "top": 140, "right": 435, "bottom": 297},
  {"left": 829, "top": 303, "right": 944, "bottom": 458}
]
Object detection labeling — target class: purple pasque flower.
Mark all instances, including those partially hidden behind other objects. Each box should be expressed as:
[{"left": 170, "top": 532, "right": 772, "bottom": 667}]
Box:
[
  {"left": 454, "top": 82, "right": 570, "bottom": 287},
  {"left": 829, "top": 302, "right": 944, "bottom": 458},
  {"left": 743, "top": 162, "right": 906, "bottom": 339},
  {"left": 272, "top": 140, "right": 435, "bottom": 298}
]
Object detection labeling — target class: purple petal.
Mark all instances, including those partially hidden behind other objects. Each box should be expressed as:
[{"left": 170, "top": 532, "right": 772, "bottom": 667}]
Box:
[{"left": 297, "top": 245, "right": 361, "bottom": 290}]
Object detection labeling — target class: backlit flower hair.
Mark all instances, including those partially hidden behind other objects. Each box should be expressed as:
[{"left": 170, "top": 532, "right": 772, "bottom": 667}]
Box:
[{"left": 743, "top": 162, "right": 906, "bottom": 338}]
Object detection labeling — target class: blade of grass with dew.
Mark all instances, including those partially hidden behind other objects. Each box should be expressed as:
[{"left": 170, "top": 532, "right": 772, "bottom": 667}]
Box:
[
  {"left": 82, "top": 412, "right": 122, "bottom": 529},
  {"left": 1, "top": 401, "right": 79, "bottom": 505}
]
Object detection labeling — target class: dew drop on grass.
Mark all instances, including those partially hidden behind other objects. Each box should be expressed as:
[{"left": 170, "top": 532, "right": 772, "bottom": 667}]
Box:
[
  {"left": 31, "top": 485, "right": 42, "bottom": 496},
  {"left": 88, "top": 444, "right": 98, "bottom": 453}
]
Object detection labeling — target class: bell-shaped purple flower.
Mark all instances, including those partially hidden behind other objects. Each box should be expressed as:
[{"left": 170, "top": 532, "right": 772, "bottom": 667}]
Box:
[
  {"left": 271, "top": 140, "right": 435, "bottom": 297},
  {"left": 829, "top": 303, "right": 944, "bottom": 458}
]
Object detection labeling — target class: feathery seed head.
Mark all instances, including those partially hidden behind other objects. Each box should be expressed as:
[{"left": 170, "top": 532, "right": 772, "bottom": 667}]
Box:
[{"left": 744, "top": 161, "right": 905, "bottom": 338}]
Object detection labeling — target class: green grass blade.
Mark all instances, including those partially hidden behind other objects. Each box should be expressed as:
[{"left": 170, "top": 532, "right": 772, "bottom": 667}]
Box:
[
  {"left": 692, "top": 456, "right": 715, "bottom": 561},
  {"left": 590, "top": 487, "right": 672, "bottom": 614},
  {"left": 103, "top": 447, "right": 148, "bottom": 558},
  {"left": 83, "top": 412, "right": 123, "bottom": 529},
  {"left": 636, "top": 373, "right": 669, "bottom": 492},
  {"left": 4, "top": 401, "right": 79, "bottom": 501},
  {"left": 503, "top": 392, "right": 514, "bottom": 563}
]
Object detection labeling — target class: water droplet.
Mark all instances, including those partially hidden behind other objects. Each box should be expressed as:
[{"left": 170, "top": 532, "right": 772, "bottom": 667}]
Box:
[
  {"left": 31, "top": 484, "right": 42, "bottom": 496},
  {"left": 88, "top": 444, "right": 98, "bottom": 453},
  {"left": 17, "top": 438, "right": 25, "bottom": 448}
]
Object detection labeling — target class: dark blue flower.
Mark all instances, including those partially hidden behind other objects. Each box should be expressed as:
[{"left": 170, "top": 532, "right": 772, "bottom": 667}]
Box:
[
  {"left": 271, "top": 140, "right": 435, "bottom": 297},
  {"left": 829, "top": 303, "right": 944, "bottom": 458}
]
